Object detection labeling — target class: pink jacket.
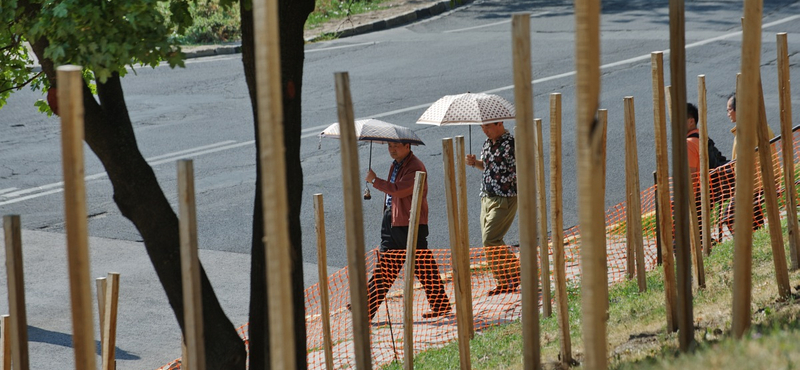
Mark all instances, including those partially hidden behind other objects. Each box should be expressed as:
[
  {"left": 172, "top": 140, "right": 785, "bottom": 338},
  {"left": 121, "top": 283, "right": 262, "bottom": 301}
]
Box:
[{"left": 372, "top": 152, "right": 429, "bottom": 226}]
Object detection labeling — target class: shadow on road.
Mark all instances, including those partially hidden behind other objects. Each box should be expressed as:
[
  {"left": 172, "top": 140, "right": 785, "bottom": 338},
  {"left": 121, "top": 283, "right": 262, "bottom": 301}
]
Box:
[{"left": 28, "top": 325, "right": 141, "bottom": 360}]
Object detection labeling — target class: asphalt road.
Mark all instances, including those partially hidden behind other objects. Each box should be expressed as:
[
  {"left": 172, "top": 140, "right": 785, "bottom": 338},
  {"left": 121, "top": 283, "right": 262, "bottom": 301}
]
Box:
[{"left": 1, "top": 1, "right": 800, "bottom": 366}]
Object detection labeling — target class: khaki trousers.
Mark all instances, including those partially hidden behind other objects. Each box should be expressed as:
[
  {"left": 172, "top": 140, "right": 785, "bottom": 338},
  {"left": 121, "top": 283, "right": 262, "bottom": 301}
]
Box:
[{"left": 480, "top": 196, "right": 520, "bottom": 288}]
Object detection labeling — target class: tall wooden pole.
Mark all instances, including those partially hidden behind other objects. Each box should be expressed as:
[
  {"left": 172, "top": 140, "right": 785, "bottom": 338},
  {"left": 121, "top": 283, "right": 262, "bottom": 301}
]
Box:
[
  {"left": 598, "top": 108, "right": 610, "bottom": 317},
  {"left": 3, "top": 215, "right": 29, "bottom": 370},
  {"left": 101, "top": 272, "right": 120, "bottom": 370},
  {"left": 777, "top": 32, "right": 800, "bottom": 270},
  {"left": 732, "top": 0, "right": 763, "bottom": 339},
  {"left": 574, "top": 1, "right": 607, "bottom": 368},
  {"left": 253, "top": 0, "right": 297, "bottom": 367},
  {"left": 624, "top": 98, "right": 647, "bottom": 292},
  {"left": 668, "top": 0, "right": 695, "bottom": 350},
  {"left": 698, "top": 75, "right": 712, "bottom": 257},
  {"left": 313, "top": 194, "right": 335, "bottom": 370},
  {"left": 403, "top": 171, "right": 426, "bottom": 370},
  {"left": 454, "top": 136, "right": 475, "bottom": 337},
  {"left": 549, "top": 92, "right": 573, "bottom": 366},
  {"left": 651, "top": 52, "right": 678, "bottom": 332},
  {"left": 512, "top": 14, "right": 542, "bottom": 370},
  {"left": 442, "top": 138, "right": 471, "bottom": 370},
  {"left": 1, "top": 315, "right": 10, "bottom": 370},
  {"left": 178, "top": 160, "right": 205, "bottom": 370},
  {"left": 97, "top": 277, "right": 106, "bottom": 351},
  {"left": 58, "top": 65, "right": 97, "bottom": 370},
  {"left": 756, "top": 79, "right": 791, "bottom": 298},
  {"left": 334, "top": 72, "right": 371, "bottom": 369},
  {"left": 534, "top": 118, "right": 552, "bottom": 318}
]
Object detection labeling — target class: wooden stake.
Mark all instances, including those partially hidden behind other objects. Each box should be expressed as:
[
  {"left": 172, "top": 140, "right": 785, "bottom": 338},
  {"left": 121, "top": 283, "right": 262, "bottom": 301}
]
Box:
[
  {"left": 512, "top": 14, "right": 542, "bottom": 370},
  {"left": 668, "top": 83, "right": 705, "bottom": 290},
  {"left": 442, "top": 138, "right": 471, "bottom": 370},
  {"left": 454, "top": 136, "right": 475, "bottom": 337},
  {"left": 58, "top": 65, "right": 97, "bottom": 370},
  {"left": 403, "top": 171, "right": 426, "bottom": 370},
  {"left": 96, "top": 277, "right": 107, "bottom": 357},
  {"left": 756, "top": 79, "right": 791, "bottom": 298},
  {"left": 3, "top": 216, "right": 29, "bottom": 370},
  {"left": 178, "top": 160, "right": 205, "bottom": 370},
  {"left": 313, "top": 194, "right": 335, "bottom": 370},
  {"left": 598, "top": 108, "right": 610, "bottom": 318},
  {"left": 334, "top": 72, "right": 371, "bottom": 369},
  {"left": 698, "top": 75, "right": 712, "bottom": 257},
  {"left": 667, "top": 0, "right": 695, "bottom": 343},
  {"left": 1, "top": 315, "right": 10, "bottom": 370},
  {"left": 549, "top": 92, "right": 573, "bottom": 365},
  {"left": 732, "top": 2, "right": 763, "bottom": 339},
  {"left": 254, "top": 0, "right": 297, "bottom": 367},
  {"left": 777, "top": 32, "right": 800, "bottom": 270},
  {"left": 574, "top": 0, "right": 607, "bottom": 367},
  {"left": 101, "top": 273, "right": 120, "bottom": 370},
  {"left": 533, "top": 118, "right": 552, "bottom": 318},
  {"left": 651, "top": 52, "right": 678, "bottom": 332},
  {"left": 623, "top": 98, "right": 647, "bottom": 292}
]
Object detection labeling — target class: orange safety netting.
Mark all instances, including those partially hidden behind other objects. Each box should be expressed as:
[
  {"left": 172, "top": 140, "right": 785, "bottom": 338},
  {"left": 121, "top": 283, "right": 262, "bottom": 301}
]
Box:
[{"left": 159, "top": 126, "right": 800, "bottom": 370}]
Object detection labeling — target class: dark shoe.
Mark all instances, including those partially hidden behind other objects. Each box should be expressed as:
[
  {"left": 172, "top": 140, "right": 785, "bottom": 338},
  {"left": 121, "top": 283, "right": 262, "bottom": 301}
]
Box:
[
  {"left": 422, "top": 307, "right": 451, "bottom": 319},
  {"left": 488, "top": 282, "right": 520, "bottom": 296}
]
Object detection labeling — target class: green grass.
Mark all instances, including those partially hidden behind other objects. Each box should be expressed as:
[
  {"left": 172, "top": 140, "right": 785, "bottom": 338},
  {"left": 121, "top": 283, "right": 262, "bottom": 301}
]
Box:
[
  {"left": 306, "top": 0, "right": 393, "bottom": 30},
  {"left": 380, "top": 223, "right": 800, "bottom": 369}
]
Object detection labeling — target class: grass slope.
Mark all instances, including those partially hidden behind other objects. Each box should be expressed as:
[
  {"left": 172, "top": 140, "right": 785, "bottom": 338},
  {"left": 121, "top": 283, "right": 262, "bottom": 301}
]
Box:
[{"left": 384, "top": 223, "right": 800, "bottom": 369}]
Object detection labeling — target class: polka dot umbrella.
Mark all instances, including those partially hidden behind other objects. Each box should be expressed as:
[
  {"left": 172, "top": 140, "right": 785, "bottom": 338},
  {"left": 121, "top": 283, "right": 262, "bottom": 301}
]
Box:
[
  {"left": 319, "top": 118, "right": 425, "bottom": 199},
  {"left": 416, "top": 92, "right": 515, "bottom": 153}
]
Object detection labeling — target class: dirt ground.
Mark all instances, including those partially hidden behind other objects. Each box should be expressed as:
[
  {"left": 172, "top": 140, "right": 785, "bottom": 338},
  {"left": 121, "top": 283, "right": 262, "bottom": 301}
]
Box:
[{"left": 303, "top": 0, "right": 448, "bottom": 40}]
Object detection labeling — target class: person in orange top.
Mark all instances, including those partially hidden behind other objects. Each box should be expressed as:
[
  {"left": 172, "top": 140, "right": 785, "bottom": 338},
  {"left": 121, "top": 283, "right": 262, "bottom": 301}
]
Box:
[{"left": 686, "top": 103, "right": 701, "bottom": 175}]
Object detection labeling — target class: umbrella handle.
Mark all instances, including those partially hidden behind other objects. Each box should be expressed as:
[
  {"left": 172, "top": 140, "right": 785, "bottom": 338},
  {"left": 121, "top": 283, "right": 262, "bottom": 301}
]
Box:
[
  {"left": 369, "top": 141, "right": 373, "bottom": 169},
  {"left": 469, "top": 126, "right": 472, "bottom": 155}
]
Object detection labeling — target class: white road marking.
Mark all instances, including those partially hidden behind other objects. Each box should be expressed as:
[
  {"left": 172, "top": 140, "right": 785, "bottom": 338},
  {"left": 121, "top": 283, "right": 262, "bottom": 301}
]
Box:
[
  {"left": 443, "top": 11, "right": 553, "bottom": 33},
  {"left": 0, "top": 188, "right": 18, "bottom": 195},
  {"left": 306, "top": 42, "right": 378, "bottom": 53},
  {"left": 0, "top": 140, "right": 255, "bottom": 206}
]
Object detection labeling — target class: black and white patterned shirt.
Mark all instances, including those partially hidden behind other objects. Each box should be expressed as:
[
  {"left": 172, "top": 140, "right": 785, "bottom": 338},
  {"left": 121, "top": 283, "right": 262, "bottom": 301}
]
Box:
[{"left": 480, "top": 131, "right": 517, "bottom": 197}]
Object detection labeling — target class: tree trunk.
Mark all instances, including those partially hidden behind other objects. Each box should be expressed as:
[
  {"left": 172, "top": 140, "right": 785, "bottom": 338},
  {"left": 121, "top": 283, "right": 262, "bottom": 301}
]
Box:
[
  {"left": 242, "top": 1, "right": 314, "bottom": 369},
  {"left": 28, "top": 31, "right": 247, "bottom": 368}
]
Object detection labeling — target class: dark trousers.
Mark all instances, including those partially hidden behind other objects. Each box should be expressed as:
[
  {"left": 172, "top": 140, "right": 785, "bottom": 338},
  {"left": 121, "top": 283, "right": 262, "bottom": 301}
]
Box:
[{"left": 366, "top": 209, "right": 450, "bottom": 320}]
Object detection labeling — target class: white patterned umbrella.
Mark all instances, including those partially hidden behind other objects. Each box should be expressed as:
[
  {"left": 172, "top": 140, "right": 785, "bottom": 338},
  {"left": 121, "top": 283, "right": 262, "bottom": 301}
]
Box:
[{"left": 416, "top": 92, "right": 515, "bottom": 126}]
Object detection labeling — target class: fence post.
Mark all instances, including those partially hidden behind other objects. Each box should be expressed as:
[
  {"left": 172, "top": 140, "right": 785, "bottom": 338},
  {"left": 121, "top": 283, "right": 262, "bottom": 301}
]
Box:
[
  {"left": 512, "top": 14, "right": 542, "bottom": 370},
  {"left": 58, "top": 64, "right": 97, "bottom": 370},
  {"left": 101, "top": 272, "right": 120, "bottom": 370},
  {"left": 403, "top": 171, "right": 426, "bottom": 370},
  {"left": 1, "top": 315, "right": 10, "bottom": 370},
  {"left": 624, "top": 97, "right": 647, "bottom": 292},
  {"left": 653, "top": 171, "right": 663, "bottom": 266},
  {"left": 534, "top": 118, "right": 552, "bottom": 318},
  {"left": 698, "top": 75, "right": 713, "bottom": 257},
  {"left": 732, "top": 2, "right": 763, "bottom": 339},
  {"left": 442, "top": 138, "right": 471, "bottom": 370},
  {"left": 454, "top": 136, "right": 475, "bottom": 337},
  {"left": 777, "top": 32, "right": 800, "bottom": 270},
  {"left": 333, "top": 72, "right": 371, "bottom": 369},
  {"left": 97, "top": 277, "right": 106, "bottom": 351},
  {"left": 574, "top": 0, "right": 607, "bottom": 367},
  {"left": 3, "top": 215, "right": 29, "bottom": 370},
  {"left": 549, "top": 92, "right": 573, "bottom": 366},
  {"left": 253, "top": 0, "right": 298, "bottom": 367},
  {"left": 313, "top": 194, "right": 335, "bottom": 370},
  {"left": 651, "top": 52, "right": 677, "bottom": 332},
  {"left": 178, "top": 160, "right": 206, "bottom": 370},
  {"left": 756, "top": 79, "right": 790, "bottom": 298}
]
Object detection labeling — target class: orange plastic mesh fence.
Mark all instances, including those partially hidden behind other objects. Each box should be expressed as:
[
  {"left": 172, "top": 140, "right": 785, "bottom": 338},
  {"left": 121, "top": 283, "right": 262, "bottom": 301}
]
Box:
[{"left": 158, "top": 127, "right": 800, "bottom": 369}]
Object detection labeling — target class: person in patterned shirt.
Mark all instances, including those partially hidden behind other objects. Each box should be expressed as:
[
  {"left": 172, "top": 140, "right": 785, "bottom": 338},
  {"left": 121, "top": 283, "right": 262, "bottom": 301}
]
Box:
[{"left": 466, "top": 121, "right": 521, "bottom": 296}]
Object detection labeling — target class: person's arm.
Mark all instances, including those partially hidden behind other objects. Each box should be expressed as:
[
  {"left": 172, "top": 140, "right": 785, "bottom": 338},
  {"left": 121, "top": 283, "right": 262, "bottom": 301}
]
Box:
[
  {"left": 372, "top": 159, "right": 423, "bottom": 198},
  {"left": 466, "top": 154, "right": 485, "bottom": 171}
]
